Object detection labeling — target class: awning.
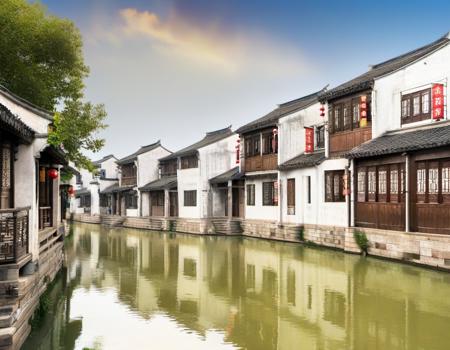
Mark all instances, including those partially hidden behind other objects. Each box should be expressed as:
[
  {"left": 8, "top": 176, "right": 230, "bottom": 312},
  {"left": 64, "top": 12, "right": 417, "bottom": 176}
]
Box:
[
  {"left": 0, "top": 103, "right": 35, "bottom": 144},
  {"left": 75, "top": 188, "right": 90, "bottom": 197},
  {"left": 346, "top": 123, "right": 450, "bottom": 159},
  {"left": 209, "top": 166, "right": 244, "bottom": 184},
  {"left": 101, "top": 183, "right": 134, "bottom": 194},
  {"left": 278, "top": 151, "right": 325, "bottom": 171},
  {"left": 40, "top": 145, "right": 68, "bottom": 166},
  {"left": 140, "top": 176, "right": 177, "bottom": 192}
]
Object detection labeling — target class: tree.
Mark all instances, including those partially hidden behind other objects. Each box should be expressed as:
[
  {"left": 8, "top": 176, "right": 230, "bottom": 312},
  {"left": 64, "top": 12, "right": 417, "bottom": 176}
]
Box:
[
  {"left": 0, "top": 0, "right": 88, "bottom": 109},
  {"left": 0, "top": 0, "right": 107, "bottom": 171},
  {"left": 48, "top": 101, "right": 107, "bottom": 173}
]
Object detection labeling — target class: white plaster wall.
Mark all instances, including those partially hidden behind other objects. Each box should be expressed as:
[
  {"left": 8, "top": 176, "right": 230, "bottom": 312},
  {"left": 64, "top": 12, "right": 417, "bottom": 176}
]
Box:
[
  {"left": 279, "top": 158, "right": 348, "bottom": 227},
  {"left": 0, "top": 93, "right": 51, "bottom": 134},
  {"left": 198, "top": 134, "right": 238, "bottom": 218},
  {"left": 178, "top": 167, "right": 201, "bottom": 218},
  {"left": 90, "top": 182, "right": 100, "bottom": 215},
  {"left": 135, "top": 146, "right": 171, "bottom": 217},
  {"left": 101, "top": 157, "right": 119, "bottom": 179},
  {"left": 278, "top": 102, "right": 323, "bottom": 164},
  {"left": 244, "top": 177, "right": 279, "bottom": 221},
  {"left": 141, "top": 192, "right": 150, "bottom": 217},
  {"left": 137, "top": 146, "right": 171, "bottom": 188},
  {"left": 373, "top": 42, "right": 450, "bottom": 137}
]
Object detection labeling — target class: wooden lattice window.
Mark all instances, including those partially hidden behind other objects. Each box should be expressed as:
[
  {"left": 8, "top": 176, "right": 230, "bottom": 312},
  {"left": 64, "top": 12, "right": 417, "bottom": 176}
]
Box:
[
  {"left": 287, "top": 178, "right": 295, "bottom": 215},
  {"left": 0, "top": 142, "right": 13, "bottom": 209},
  {"left": 325, "top": 170, "right": 345, "bottom": 202},
  {"left": 357, "top": 168, "right": 366, "bottom": 202},
  {"left": 401, "top": 88, "right": 431, "bottom": 125},
  {"left": 184, "top": 190, "right": 197, "bottom": 207},
  {"left": 262, "top": 181, "right": 277, "bottom": 206},
  {"left": 246, "top": 184, "right": 255, "bottom": 206}
]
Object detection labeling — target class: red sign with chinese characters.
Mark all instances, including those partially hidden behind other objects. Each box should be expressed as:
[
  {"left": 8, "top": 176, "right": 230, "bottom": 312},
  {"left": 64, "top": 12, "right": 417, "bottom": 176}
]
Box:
[
  {"left": 305, "top": 127, "right": 314, "bottom": 153},
  {"left": 432, "top": 83, "right": 445, "bottom": 120}
]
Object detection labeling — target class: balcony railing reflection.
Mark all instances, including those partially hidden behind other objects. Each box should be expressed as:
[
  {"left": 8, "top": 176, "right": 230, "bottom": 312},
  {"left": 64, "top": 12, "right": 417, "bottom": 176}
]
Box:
[{"left": 0, "top": 207, "right": 30, "bottom": 263}]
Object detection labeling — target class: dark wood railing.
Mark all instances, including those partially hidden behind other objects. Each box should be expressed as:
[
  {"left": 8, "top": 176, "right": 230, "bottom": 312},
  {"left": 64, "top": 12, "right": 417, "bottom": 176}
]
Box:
[
  {"left": 39, "top": 206, "right": 52, "bottom": 230},
  {"left": 0, "top": 207, "right": 30, "bottom": 263},
  {"left": 121, "top": 176, "right": 137, "bottom": 187},
  {"left": 244, "top": 154, "right": 278, "bottom": 172}
]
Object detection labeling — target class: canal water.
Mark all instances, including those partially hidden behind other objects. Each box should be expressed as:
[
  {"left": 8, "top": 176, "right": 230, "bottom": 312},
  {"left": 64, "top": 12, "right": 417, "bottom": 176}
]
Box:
[{"left": 23, "top": 223, "right": 450, "bottom": 350}]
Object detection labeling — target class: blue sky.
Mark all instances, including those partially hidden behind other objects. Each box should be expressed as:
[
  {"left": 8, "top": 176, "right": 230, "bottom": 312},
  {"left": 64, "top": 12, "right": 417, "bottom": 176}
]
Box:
[{"left": 39, "top": 0, "right": 450, "bottom": 159}]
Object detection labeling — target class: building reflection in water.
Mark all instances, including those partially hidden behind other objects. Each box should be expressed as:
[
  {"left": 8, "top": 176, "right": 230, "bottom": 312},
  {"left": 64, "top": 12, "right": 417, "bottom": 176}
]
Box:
[{"left": 23, "top": 223, "right": 450, "bottom": 350}]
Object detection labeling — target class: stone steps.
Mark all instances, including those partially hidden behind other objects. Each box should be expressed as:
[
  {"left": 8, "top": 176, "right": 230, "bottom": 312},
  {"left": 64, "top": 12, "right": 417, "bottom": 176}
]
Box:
[{"left": 100, "top": 215, "right": 125, "bottom": 227}]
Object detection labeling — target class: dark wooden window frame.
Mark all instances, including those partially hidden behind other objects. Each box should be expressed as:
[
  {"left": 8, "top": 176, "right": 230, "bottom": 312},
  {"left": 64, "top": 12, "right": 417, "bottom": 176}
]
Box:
[
  {"left": 329, "top": 93, "right": 371, "bottom": 134},
  {"left": 287, "top": 178, "right": 295, "bottom": 214},
  {"left": 357, "top": 162, "right": 405, "bottom": 203},
  {"left": 316, "top": 125, "right": 325, "bottom": 149},
  {"left": 324, "top": 170, "right": 345, "bottom": 202},
  {"left": 180, "top": 155, "right": 198, "bottom": 169},
  {"left": 244, "top": 134, "right": 261, "bottom": 158},
  {"left": 0, "top": 139, "right": 14, "bottom": 209},
  {"left": 262, "top": 181, "right": 278, "bottom": 206},
  {"left": 401, "top": 88, "right": 431, "bottom": 125},
  {"left": 246, "top": 184, "right": 255, "bottom": 206},
  {"left": 184, "top": 190, "right": 197, "bottom": 207}
]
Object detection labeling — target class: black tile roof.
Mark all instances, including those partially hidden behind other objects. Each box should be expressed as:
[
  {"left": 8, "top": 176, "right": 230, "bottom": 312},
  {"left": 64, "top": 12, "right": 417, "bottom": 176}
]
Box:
[
  {"left": 100, "top": 183, "right": 134, "bottom": 194},
  {"left": 93, "top": 154, "right": 116, "bottom": 167},
  {"left": 236, "top": 88, "right": 326, "bottom": 135},
  {"left": 75, "top": 188, "right": 90, "bottom": 197},
  {"left": 209, "top": 166, "right": 243, "bottom": 184},
  {"left": 0, "top": 85, "right": 53, "bottom": 120},
  {"left": 319, "top": 34, "right": 450, "bottom": 101},
  {"left": 0, "top": 103, "right": 35, "bottom": 143},
  {"left": 278, "top": 151, "right": 326, "bottom": 171},
  {"left": 140, "top": 176, "right": 178, "bottom": 191},
  {"left": 346, "top": 123, "right": 450, "bottom": 159},
  {"left": 117, "top": 141, "right": 166, "bottom": 165},
  {"left": 160, "top": 126, "right": 234, "bottom": 161}
]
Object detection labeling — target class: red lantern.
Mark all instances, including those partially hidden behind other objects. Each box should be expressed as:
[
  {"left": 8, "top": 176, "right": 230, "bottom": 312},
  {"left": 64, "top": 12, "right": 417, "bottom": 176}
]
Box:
[
  {"left": 48, "top": 168, "right": 58, "bottom": 179},
  {"left": 320, "top": 104, "right": 325, "bottom": 117},
  {"left": 67, "top": 186, "right": 74, "bottom": 195}
]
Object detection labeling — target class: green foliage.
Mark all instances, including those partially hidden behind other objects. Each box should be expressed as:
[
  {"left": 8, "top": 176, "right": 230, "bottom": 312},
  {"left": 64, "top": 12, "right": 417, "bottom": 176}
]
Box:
[
  {"left": 48, "top": 101, "right": 107, "bottom": 171},
  {"left": 297, "top": 227, "right": 304, "bottom": 241},
  {"left": 60, "top": 168, "right": 74, "bottom": 183},
  {"left": 0, "top": 0, "right": 107, "bottom": 171},
  {"left": 0, "top": 0, "right": 88, "bottom": 110},
  {"left": 354, "top": 230, "right": 370, "bottom": 254},
  {"left": 29, "top": 292, "right": 52, "bottom": 330}
]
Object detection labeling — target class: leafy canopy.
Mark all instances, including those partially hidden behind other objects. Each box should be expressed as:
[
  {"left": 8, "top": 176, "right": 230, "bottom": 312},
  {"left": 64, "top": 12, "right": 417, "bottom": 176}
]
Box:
[{"left": 0, "top": 0, "right": 107, "bottom": 171}]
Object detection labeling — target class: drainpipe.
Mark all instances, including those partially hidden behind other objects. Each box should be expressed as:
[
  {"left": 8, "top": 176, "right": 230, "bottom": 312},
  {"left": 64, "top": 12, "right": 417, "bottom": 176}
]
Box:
[
  {"left": 405, "top": 153, "right": 410, "bottom": 232},
  {"left": 349, "top": 159, "right": 355, "bottom": 227},
  {"left": 345, "top": 162, "right": 351, "bottom": 228}
]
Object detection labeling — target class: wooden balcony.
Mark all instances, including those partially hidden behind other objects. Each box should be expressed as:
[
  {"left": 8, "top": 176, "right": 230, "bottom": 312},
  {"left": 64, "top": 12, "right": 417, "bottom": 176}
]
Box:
[
  {"left": 121, "top": 176, "right": 137, "bottom": 187},
  {"left": 0, "top": 207, "right": 30, "bottom": 264},
  {"left": 329, "top": 126, "right": 372, "bottom": 157},
  {"left": 244, "top": 154, "right": 278, "bottom": 173}
]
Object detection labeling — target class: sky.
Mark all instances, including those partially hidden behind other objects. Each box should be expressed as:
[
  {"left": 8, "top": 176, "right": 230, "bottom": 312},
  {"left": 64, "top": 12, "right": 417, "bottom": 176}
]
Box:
[{"left": 38, "top": 0, "right": 450, "bottom": 160}]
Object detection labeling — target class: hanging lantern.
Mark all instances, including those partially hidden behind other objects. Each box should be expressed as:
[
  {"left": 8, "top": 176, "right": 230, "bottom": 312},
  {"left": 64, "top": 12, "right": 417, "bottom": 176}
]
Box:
[
  {"left": 272, "top": 128, "right": 278, "bottom": 153},
  {"left": 235, "top": 138, "right": 240, "bottom": 164},
  {"left": 67, "top": 186, "right": 75, "bottom": 195},
  {"left": 48, "top": 168, "right": 58, "bottom": 179},
  {"left": 320, "top": 104, "right": 325, "bottom": 117}
]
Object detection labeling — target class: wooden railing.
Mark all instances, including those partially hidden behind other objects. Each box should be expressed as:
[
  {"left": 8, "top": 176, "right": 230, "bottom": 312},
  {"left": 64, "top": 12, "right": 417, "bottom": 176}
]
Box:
[
  {"left": 244, "top": 154, "right": 278, "bottom": 172},
  {"left": 39, "top": 206, "right": 52, "bottom": 230},
  {"left": 121, "top": 176, "right": 137, "bottom": 187},
  {"left": 0, "top": 207, "right": 30, "bottom": 263},
  {"left": 329, "top": 125, "right": 372, "bottom": 157}
]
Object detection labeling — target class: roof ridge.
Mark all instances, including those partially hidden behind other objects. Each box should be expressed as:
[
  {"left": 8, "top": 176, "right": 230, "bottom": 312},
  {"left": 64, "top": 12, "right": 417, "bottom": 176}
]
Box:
[
  {"left": 371, "top": 34, "right": 449, "bottom": 70},
  {"left": 205, "top": 126, "right": 232, "bottom": 136},
  {"left": 278, "top": 86, "right": 328, "bottom": 107}
]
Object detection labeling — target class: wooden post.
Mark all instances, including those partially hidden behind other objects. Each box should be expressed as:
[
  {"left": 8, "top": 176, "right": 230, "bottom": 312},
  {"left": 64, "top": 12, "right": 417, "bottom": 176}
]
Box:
[{"left": 405, "top": 153, "right": 410, "bottom": 232}]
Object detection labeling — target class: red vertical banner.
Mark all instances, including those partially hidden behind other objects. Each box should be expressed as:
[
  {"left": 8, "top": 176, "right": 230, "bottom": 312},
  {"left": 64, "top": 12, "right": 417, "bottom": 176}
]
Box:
[
  {"left": 360, "top": 95, "right": 367, "bottom": 127},
  {"left": 432, "top": 83, "right": 445, "bottom": 121},
  {"left": 305, "top": 127, "right": 314, "bottom": 153},
  {"left": 235, "top": 139, "right": 240, "bottom": 164},
  {"left": 272, "top": 128, "right": 278, "bottom": 153}
]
